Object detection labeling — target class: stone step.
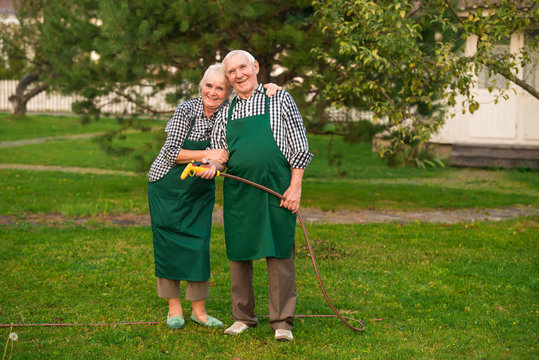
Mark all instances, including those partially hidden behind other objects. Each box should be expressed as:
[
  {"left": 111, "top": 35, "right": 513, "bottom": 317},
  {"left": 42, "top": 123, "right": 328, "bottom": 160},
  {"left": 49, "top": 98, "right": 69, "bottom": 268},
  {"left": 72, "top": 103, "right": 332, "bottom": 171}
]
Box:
[{"left": 450, "top": 143, "right": 539, "bottom": 168}]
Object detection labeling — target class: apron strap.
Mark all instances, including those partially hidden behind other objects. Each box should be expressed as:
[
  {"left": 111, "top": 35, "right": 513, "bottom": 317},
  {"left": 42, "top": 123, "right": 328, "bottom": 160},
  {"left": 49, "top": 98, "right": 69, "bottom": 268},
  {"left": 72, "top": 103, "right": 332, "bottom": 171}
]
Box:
[
  {"left": 263, "top": 87, "right": 269, "bottom": 114},
  {"left": 228, "top": 97, "right": 237, "bottom": 119}
]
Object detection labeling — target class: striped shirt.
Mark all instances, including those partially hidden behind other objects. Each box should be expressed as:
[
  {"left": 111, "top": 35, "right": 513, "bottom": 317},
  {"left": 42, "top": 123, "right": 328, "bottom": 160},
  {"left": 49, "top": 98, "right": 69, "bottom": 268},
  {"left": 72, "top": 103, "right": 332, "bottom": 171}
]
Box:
[
  {"left": 210, "top": 84, "right": 313, "bottom": 169},
  {"left": 148, "top": 97, "right": 224, "bottom": 182}
]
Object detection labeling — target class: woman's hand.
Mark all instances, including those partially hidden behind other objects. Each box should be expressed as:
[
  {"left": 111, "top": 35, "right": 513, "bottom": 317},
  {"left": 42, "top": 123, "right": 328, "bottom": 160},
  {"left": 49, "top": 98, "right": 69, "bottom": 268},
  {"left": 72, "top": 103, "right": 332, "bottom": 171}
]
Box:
[
  {"left": 264, "top": 83, "right": 282, "bottom": 97},
  {"left": 196, "top": 159, "right": 221, "bottom": 179},
  {"left": 205, "top": 149, "right": 229, "bottom": 165}
]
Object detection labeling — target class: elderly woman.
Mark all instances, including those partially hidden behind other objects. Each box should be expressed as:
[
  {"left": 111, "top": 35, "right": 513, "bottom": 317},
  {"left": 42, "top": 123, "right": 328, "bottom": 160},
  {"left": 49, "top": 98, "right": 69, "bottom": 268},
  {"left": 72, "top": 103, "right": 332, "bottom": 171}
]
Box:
[{"left": 148, "top": 63, "right": 280, "bottom": 330}]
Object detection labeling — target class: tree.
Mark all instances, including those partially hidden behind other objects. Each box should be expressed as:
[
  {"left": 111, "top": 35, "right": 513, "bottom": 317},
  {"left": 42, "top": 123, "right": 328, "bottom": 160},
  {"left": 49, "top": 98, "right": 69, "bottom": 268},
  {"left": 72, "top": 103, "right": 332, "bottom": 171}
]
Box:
[
  {"left": 0, "top": 0, "right": 50, "bottom": 116},
  {"left": 32, "top": 0, "right": 333, "bottom": 169},
  {"left": 13, "top": 0, "right": 534, "bottom": 164},
  {"left": 312, "top": 0, "right": 538, "bottom": 150},
  {"left": 38, "top": 0, "right": 324, "bottom": 119}
]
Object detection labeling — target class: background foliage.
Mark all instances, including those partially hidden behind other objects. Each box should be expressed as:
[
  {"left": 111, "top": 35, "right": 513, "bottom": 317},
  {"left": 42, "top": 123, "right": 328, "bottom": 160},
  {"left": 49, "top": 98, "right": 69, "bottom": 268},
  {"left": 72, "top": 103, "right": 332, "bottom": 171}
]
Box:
[
  {"left": 314, "top": 0, "right": 538, "bottom": 149},
  {"left": 1, "top": 0, "right": 537, "bottom": 150}
]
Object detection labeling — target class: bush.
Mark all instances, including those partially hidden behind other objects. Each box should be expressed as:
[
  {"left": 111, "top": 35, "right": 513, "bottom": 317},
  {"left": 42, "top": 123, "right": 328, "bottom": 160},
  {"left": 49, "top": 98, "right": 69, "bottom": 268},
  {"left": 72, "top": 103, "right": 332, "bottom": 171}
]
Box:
[
  {"left": 385, "top": 142, "right": 446, "bottom": 168},
  {"left": 343, "top": 119, "right": 386, "bottom": 143}
]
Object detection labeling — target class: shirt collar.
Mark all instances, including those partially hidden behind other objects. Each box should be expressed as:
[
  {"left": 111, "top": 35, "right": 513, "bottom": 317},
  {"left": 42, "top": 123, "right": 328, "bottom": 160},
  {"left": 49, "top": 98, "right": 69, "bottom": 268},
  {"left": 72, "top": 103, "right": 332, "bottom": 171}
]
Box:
[
  {"left": 196, "top": 96, "right": 227, "bottom": 121},
  {"left": 194, "top": 96, "right": 204, "bottom": 115},
  {"left": 236, "top": 84, "right": 264, "bottom": 102}
]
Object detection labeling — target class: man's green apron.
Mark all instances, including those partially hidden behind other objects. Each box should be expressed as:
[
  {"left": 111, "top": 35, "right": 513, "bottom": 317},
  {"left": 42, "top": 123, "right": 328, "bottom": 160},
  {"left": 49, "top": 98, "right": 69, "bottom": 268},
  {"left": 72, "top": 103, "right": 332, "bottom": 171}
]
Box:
[
  {"left": 224, "top": 91, "right": 296, "bottom": 261},
  {"left": 148, "top": 117, "right": 215, "bottom": 281}
]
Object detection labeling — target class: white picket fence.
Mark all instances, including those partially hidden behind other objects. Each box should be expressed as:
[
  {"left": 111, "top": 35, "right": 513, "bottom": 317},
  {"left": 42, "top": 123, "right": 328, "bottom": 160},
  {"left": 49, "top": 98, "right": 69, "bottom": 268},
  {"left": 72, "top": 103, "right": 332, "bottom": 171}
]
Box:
[
  {"left": 0, "top": 79, "right": 374, "bottom": 123},
  {"left": 0, "top": 80, "right": 177, "bottom": 115}
]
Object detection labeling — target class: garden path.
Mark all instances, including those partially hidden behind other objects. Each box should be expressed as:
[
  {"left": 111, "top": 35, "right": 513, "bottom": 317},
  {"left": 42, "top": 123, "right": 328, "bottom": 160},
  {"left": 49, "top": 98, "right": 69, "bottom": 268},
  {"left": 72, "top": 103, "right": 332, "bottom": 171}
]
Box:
[
  {"left": 1, "top": 206, "right": 536, "bottom": 227},
  {"left": 0, "top": 132, "right": 102, "bottom": 148}
]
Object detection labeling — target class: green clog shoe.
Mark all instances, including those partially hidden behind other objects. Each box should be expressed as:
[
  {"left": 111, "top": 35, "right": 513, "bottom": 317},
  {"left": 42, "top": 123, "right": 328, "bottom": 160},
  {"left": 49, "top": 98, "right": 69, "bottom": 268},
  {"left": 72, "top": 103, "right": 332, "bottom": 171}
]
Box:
[
  {"left": 166, "top": 314, "right": 185, "bottom": 329},
  {"left": 191, "top": 314, "right": 224, "bottom": 328}
]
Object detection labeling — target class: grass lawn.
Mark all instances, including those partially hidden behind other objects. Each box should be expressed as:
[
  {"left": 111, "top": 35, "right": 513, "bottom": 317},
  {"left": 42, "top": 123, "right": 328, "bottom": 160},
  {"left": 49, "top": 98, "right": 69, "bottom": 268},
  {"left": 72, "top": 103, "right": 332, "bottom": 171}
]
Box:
[
  {"left": 0, "top": 114, "right": 537, "bottom": 214},
  {"left": 0, "top": 170, "right": 148, "bottom": 217},
  {"left": 0, "top": 114, "right": 537, "bottom": 359},
  {"left": 0, "top": 113, "right": 165, "bottom": 141},
  {"left": 1, "top": 218, "right": 536, "bottom": 359},
  {"left": 0, "top": 131, "right": 162, "bottom": 172},
  {"left": 1, "top": 168, "right": 537, "bottom": 217}
]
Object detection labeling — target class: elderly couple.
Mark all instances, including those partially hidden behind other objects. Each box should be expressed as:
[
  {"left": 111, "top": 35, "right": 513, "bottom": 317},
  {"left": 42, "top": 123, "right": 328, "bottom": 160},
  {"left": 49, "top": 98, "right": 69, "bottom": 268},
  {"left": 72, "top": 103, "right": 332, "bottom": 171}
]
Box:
[{"left": 148, "top": 50, "right": 312, "bottom": 342}]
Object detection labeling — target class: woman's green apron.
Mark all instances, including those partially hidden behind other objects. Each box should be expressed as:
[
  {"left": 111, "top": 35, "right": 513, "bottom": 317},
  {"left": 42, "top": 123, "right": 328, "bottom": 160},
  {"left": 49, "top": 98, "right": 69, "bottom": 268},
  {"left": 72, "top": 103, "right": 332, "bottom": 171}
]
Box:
[
  {"left": 224, "top": 91, "right": 296, "bottom": 261},
  {"left": 148, "top": 117, "right": 215, "bottom": 281}
]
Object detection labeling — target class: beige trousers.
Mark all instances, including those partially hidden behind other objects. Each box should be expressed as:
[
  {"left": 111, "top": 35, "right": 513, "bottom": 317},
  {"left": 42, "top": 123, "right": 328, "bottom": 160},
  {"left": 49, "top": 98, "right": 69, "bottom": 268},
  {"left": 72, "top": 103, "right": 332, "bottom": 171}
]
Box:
[
  {"left": 229, "top": 250, "right": 296, "bottom": 331},
  {"left": 156, "top": 277, "right": 209, "bottom": 302}
]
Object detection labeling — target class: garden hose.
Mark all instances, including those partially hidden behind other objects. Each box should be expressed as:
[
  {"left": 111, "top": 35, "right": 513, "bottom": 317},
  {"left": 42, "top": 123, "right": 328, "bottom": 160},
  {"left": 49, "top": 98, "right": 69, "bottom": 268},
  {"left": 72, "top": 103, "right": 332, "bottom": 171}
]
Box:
[{"left": 183, "top": 162, "right": 365, "bottom": 332}]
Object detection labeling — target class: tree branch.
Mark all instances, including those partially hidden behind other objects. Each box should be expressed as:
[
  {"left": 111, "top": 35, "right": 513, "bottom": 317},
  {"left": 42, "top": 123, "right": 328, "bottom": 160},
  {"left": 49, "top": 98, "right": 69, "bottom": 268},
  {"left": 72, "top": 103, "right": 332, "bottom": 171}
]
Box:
[
  {"left": 444, "top": 0, "right": 465, "bottom": 24},
  {"left": 104, "top": 0, "right": 125, "bottom": 35},
  {"left": 23, "top": 82, "right": 48, "bottom": 101},
  {"left": 113, "top": 90, "right": 175, "bottom": 115},
  {"left": 497, "top": 68, "right": 539, "bottom": 100}
]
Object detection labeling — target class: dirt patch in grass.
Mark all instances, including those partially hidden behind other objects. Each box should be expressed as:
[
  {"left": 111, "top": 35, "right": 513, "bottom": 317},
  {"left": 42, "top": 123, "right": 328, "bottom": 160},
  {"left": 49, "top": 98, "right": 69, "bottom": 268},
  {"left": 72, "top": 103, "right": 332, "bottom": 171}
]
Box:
[{"left": 1, "top": 206, "right": 536, "bottom": 227}]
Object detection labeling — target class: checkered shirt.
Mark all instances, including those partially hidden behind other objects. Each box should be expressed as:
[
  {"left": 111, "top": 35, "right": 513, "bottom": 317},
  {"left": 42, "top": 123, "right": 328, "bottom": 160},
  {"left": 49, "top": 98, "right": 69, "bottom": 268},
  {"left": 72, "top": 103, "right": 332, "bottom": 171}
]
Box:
[
  {"left": 148, "top": 97, "right": 224, "bottom": 182},
  {"left": 210, "top": 84, "right": 313, "bottom": 169}
]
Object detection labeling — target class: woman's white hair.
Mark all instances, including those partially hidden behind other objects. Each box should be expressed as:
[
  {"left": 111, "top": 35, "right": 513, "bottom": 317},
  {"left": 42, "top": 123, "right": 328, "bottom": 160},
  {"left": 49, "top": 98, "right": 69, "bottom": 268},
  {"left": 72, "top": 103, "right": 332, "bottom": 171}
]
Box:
[
  {"left": 199, "top": 63, "right": 230, "bottom": 94},
  {"left": 222, "top": 50, "right": 256, "bottom": 72}
]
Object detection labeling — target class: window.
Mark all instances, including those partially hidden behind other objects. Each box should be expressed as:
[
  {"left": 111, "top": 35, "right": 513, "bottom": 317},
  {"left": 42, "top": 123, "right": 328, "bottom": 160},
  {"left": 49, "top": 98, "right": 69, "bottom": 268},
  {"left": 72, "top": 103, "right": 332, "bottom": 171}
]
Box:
[{"left": 477, "top": 44, "right": 510, "bottom": 90}]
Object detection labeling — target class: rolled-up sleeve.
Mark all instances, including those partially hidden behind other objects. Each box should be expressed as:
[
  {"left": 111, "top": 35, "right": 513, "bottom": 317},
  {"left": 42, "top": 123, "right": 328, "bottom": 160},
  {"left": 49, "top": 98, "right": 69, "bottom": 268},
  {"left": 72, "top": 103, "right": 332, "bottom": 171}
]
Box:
[{"left": 282, "top": 92, "right": 313, "bottom": 169}]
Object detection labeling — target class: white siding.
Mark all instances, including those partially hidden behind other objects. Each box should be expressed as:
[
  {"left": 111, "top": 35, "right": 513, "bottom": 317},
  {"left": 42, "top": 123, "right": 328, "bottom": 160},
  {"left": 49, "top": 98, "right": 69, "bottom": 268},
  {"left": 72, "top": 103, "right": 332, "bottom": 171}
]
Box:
[{"left": 431, "top": 33, "right": 539, "bottom": 146}]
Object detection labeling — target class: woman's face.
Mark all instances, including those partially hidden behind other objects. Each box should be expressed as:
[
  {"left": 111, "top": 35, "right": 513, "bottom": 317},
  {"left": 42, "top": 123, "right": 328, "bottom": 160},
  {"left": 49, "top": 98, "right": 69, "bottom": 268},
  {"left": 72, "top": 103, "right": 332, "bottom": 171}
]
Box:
[{"left": 201, "top": 72, "right": 229, "bottom": 114}]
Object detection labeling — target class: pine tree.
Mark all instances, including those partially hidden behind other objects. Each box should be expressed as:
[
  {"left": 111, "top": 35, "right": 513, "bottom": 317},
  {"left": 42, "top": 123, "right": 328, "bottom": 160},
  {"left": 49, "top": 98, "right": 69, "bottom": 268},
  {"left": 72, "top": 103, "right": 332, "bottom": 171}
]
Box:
[
  {"left": 0, "top": 0, "right": 49, "bottom": 115},
  {"left": 39, "top": 0, "right": 324, "bottom": 121}
]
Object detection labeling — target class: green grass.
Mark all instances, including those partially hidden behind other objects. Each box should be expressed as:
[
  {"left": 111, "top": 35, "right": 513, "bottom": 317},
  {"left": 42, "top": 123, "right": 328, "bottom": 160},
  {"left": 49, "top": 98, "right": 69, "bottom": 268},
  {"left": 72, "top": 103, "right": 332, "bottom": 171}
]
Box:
[
  {"left": 301, "top": 179, "right": 538, "bottom": 211},
  {"left": 0, "top": 113, "right": 165, "bottom": 141},
  {"left": 307, "top": 135, "right": 449, "bottom": 180},
  {"left": 0, "top": 114, "right": 537, "bottom": 213},
  {"left": 0, "top": 131, "right": 161, "bottom": 172},
  {"left": 0, "top": 131, "right": 458, "bottom": 180},
  {"left": 2, "top": 168, "right": 537, "bottom": 217},
  {"left": 0, "top": 114, "right": 537, "bottom": 359},
  {"left": 0, "top": 115, "right": 537, "bottom": 214},
  {"left": 1, "top": 218, "right": 536, "bottom": 359},
  {"left": 1, "top": 170, "right": 148, "bottom": 217}
]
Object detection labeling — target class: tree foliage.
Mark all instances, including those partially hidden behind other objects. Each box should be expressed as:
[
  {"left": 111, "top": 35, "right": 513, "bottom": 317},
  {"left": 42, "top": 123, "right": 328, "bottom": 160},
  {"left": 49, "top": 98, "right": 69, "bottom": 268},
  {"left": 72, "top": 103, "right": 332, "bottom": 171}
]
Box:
[
  {"left": 20, "top": 0, "right": 327, "bottom": 167},
  {"left": 0, "top": 0, "right": 49, "bottom": 115},
  {"left": 1, "top": 0, "right": 537, "bottom": 156},
  {"left": 313, "top": 0, "right": 538, "bottom": 149},
  {"left": 38, "top": 0, "right": 322, "bottom": 121}
]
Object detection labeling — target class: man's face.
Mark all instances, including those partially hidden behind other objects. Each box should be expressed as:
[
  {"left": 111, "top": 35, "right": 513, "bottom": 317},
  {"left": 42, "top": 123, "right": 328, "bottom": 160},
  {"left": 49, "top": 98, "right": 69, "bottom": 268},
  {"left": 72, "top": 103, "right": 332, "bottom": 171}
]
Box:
[{"left": 224, "top": 53, "right": 259, "bottom": 98}]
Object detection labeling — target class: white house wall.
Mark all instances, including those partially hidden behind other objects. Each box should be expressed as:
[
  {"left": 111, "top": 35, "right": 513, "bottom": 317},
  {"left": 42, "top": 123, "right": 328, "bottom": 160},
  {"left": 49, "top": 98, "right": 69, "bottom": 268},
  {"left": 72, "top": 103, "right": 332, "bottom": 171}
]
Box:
[
  {"left": 521, "top": 91, "right": 539, "bottom": 142},
  {"left": 431, "top": 33, "right": 539, "bottom": 146}
]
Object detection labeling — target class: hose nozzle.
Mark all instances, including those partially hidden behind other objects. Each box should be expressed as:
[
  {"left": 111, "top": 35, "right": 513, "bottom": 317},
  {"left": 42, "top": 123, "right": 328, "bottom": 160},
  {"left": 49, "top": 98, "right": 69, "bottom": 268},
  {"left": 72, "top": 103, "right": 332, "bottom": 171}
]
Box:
[{"left": 180, "top": 161, "right": 220, "bottom": 180}]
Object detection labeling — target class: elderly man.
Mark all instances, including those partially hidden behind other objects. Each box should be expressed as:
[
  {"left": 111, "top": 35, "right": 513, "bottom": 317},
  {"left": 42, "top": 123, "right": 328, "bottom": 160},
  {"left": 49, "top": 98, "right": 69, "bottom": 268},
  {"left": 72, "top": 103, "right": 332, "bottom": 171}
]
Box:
[{"left": 201, "top": 50, "right": 312, "bottom": 341}]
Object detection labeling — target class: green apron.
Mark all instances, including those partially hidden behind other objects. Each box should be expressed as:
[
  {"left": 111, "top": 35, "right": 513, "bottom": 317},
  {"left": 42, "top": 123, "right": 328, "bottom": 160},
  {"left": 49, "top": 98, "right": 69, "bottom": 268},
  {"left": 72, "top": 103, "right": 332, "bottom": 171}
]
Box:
[
  {"left": 224, "top": 91, "right": 296, "bottom": 261},
  {"left": 148, "top": 117, "right": 215, "bottom": 281}
]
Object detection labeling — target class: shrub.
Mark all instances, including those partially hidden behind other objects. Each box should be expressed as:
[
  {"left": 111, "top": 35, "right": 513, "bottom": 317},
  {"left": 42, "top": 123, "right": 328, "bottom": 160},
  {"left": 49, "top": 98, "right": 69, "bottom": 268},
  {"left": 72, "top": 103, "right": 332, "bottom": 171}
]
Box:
[{"left": 385, "top": 142, "right": 446, "bottom": 168}]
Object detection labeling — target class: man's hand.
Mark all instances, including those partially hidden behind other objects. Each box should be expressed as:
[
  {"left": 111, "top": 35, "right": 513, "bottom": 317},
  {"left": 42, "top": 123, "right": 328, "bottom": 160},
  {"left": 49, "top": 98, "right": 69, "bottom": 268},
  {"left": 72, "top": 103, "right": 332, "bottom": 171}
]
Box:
[
  {"left": 280, "top": 168, "right": 304, "bottom": 213},
  {"left": 280, "top": 184, "right": 301, "bottom": 213}
]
